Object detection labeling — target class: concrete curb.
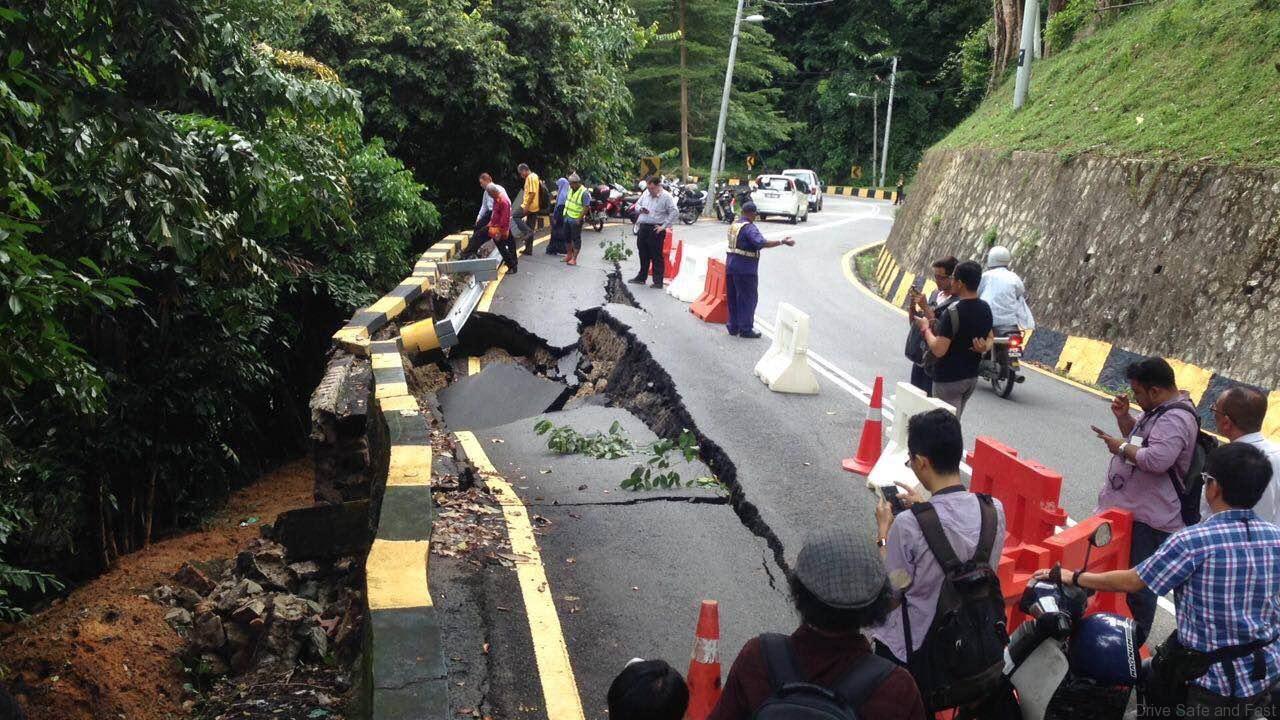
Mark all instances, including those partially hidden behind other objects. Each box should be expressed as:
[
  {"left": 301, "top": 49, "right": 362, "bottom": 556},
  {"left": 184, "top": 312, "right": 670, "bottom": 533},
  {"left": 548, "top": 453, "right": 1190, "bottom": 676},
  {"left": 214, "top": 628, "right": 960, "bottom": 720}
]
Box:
[
  {"left": 826, "top": 185, "right": 899, "bottom": 202},
  {"left": 866, "top": 243, "right": 1280, "bottom": 439}
]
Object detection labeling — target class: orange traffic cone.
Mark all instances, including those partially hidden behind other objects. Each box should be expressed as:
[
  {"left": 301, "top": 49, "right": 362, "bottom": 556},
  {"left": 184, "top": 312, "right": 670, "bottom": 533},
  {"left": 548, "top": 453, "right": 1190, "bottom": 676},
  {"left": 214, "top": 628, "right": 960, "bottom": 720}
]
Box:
[
  {"left": 842, "top": 375, "right": 884, "bottom": 476},
  {"left": 684, "top": 600, "right": 722, "bottom": 720}
]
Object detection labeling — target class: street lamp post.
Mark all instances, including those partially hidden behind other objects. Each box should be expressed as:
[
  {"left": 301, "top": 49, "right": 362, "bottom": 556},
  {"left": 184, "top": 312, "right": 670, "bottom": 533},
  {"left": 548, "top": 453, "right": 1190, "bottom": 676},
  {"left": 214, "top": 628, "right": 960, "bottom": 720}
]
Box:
[
  {"left": 706, "top": 4, "right": 763, "bottom": 210},
  {"left": 879, "top": 56, "right": 897, "bottom": 190}
]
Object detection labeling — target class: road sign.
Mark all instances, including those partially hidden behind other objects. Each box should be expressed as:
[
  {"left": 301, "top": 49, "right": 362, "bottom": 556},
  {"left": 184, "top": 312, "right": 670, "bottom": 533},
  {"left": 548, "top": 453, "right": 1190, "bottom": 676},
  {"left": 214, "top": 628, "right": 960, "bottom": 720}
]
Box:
[
  {"left": 851, "top": 165, "right": 863, "bottom": 179},
  {"left": 746, "top": 154, "right": 756, "bottom": 170},
  {"left": 640, "top": 156, "right": 661, "bottom": 178}
]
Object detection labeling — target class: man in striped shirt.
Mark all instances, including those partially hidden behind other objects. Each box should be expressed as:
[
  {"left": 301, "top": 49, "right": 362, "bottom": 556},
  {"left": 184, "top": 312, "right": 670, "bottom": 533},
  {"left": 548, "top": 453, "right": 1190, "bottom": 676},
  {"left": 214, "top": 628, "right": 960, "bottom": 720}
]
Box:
[{"left": 1037, "top": 442, "right": 1280, "bottom": 712}]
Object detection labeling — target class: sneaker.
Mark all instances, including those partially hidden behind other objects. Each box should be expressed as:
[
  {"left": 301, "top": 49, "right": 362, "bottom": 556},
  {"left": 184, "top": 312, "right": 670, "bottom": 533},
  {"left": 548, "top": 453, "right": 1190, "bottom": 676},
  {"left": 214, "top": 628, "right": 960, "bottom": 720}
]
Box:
[
  {"left": 627, "top": 277, "right": 646, "bottom": 285},
  {"left": 727, "top": 330, "right": 740, "bottom": 337},
  {"left": 520, "top": 249, "right": 533, "bottom": 256},
  {"left": 739, "top": 330, "right": 762, "bottom": 339},
  {"left": 651, "top": 283, "right": 663, "bottom": 289}
]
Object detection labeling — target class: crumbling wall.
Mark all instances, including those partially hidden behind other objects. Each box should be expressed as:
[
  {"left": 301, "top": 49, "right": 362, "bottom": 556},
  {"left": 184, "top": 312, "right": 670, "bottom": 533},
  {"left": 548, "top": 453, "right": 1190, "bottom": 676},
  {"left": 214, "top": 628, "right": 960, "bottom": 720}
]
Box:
[{"left": 887, "top": 148, "right": 1280, "bottom": 388}]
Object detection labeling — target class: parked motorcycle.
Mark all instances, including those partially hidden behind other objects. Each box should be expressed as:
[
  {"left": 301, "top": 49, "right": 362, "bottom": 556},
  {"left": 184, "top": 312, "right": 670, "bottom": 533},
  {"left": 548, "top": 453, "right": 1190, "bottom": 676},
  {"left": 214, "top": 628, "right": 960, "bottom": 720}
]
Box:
[
  {"left": 713, "top": 184, "right": 752, "bottom": 224},
  {"left": 677, "top": 184, "right": 706, "bottom": 225},
  {"left": 981, "top": 326, "right": 1026, "bottom": 398},
  {"left": 1005, "top": 522, "right": 1140, "bottom": 720}
]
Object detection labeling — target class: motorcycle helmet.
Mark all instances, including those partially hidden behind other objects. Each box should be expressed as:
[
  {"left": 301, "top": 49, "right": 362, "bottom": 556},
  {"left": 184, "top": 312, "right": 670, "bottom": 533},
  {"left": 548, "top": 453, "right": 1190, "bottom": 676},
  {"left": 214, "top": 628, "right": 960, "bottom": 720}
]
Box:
[
  {"left": 986, "top": 245, "right": 1012, "bottom": 269},
  {"left": 1068, "top": 613, "right": 1140, "bottom": 686}
]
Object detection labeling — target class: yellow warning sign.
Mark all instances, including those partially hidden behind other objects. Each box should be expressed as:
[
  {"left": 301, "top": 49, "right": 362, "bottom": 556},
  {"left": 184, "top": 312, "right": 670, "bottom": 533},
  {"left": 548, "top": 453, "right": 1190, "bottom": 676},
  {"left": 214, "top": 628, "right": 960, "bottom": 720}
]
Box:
[
  {"left": 639, "top": 156, "right": 661, "bottom": 178},
  {"left": 851, "top": 164, "right": 863, "bottom": 179},
  {"left": 746, "top": 154, "right": 757, "bottom": 170}
]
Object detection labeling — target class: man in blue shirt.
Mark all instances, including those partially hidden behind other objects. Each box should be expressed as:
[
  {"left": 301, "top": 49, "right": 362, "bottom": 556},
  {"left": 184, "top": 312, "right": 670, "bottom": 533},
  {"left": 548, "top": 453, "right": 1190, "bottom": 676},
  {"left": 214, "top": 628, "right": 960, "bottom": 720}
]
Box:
[
  {"left": 1034, "top": 442, "right": 1280, "bottom": 712},
  {"left": 725, "top": 202, "right": 794, "bottom": 338}
]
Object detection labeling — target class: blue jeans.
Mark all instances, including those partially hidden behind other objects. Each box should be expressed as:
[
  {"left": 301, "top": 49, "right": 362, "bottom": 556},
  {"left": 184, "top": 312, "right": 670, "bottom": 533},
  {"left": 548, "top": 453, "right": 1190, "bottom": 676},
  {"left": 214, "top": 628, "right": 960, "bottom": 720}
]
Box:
[{"left": 1128, "top": 520, "right": 1171, "bottom": 645}]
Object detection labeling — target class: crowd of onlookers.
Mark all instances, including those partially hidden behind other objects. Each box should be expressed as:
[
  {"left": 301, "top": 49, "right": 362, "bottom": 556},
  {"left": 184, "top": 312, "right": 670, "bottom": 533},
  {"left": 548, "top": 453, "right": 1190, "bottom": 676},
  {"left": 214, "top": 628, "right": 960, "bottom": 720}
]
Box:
[{"left": 609, "top": 359, "right": 1280, "bottom": 719}]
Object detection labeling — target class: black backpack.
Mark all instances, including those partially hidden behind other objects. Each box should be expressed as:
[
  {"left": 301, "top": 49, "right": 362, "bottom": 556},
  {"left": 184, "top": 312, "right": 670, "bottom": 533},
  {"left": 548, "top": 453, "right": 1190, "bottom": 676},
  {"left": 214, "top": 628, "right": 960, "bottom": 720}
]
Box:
[
  {"left": 920, "top": 301, "right": 960, "bottom": 379},
  {"left": 753, "top": 634, "right": 896, "bottom": 720},
  {"left": 1143, "top": 401, "right": 1220, "bottom": 526},
  {"left": 903, "top": 494, "right": 1008, "bottom": 711}
]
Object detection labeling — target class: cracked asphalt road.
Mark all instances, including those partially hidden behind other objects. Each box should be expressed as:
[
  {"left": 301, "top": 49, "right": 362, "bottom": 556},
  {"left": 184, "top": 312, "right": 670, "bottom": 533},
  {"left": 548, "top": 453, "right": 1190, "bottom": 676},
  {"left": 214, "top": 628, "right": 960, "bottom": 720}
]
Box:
[{"left": 432, "top": 197, "right": 1171, "bottom": 719}]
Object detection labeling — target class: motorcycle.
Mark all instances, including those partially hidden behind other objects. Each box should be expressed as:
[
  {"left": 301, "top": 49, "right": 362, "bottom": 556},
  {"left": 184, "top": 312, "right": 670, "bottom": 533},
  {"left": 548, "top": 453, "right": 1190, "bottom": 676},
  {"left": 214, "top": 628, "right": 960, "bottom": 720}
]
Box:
[
  {"left": 677, "top": 184, "right": 706, "bottom": 225},
  {"left": 981, "top": 326, "right": 1027, "bottom": 399},
  {"left": 713, "top": 184, "right": 752, "bottom": 224},
  {"left": 587, "top": 184, "right": 615, "bottom": 232},
  {"left": 1005, "top": 522, "right": 1141, "bottom": 720}
]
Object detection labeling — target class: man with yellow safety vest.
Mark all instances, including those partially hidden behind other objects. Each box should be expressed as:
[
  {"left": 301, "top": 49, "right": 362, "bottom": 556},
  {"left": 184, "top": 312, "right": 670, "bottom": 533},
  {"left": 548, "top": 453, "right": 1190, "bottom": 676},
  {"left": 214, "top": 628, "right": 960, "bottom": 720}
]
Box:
[
  {"left": 726, "top": 202, "right": 794, "bottom": 338},
  {"left": 562, "top": 173, "right": 592, "bottom": 267}
]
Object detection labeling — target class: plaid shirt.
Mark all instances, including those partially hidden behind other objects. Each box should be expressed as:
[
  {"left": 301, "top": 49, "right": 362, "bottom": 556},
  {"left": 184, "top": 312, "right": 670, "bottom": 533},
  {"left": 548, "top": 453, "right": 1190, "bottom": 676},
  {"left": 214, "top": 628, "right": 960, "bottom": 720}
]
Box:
[{"left": 1136, "top": 509, "right": 1280, "bottom": 697}]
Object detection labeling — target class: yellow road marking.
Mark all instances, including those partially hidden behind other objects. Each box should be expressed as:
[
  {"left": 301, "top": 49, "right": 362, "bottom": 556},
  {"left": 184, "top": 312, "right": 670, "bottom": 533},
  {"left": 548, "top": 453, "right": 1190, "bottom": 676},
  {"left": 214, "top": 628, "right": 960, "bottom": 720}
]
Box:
[
  {"left": 1166, "top": 358, "right": 1214, "bottom": 405},
  {"left": 1056, "top": 336, "right": 1113, "bottom": 386},
  {"left": 468, "top": 356, "right": 481, "bottom": 376},
  {"left": 455, "top": 431, "right": 585, "bottom": 720},
  {"left": 366, "top": 539, "right": 432, "bottom": 610}
]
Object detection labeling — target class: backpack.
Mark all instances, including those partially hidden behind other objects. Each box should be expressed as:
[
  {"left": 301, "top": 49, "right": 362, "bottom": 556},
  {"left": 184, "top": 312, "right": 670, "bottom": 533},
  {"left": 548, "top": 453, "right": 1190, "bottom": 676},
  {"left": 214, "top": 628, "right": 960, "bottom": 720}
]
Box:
[
  {"left": 754, "top": 634, "right": 896, "bottom": 720},
  {"left": 1143, "top": 401, "right": 1220, "bottom": 526},
  {"left": 903, "top": 494, "right": 1008, "bottom": 711},
  {"left": 921, "top": 301, "right": 960, "bottom": 379}
]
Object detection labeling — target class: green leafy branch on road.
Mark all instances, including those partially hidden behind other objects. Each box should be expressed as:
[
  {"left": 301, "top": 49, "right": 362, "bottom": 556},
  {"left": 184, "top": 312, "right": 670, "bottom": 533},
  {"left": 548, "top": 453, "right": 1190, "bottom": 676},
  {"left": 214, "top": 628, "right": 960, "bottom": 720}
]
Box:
[
  {"left": 600, "top": 238, "right": 633, "bottom": 263},
  {"left": 532, "top": 420, "right": 722, "bottom": 492}
]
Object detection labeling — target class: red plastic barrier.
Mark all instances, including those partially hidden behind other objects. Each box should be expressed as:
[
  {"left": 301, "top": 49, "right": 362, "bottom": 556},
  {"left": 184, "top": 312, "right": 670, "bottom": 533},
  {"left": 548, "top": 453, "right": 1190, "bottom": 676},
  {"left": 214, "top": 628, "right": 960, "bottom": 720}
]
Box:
[
  {"left": 968, "top": 436, "right": 1069, "bottom": 546},
  {"left": 1040, "top": 509, "right": 1134, "bottom": 618},
  {"left": 691, "top": 258, "right": 729, "bottom": 324},
  {"left": 646, "top": 229, "right": 683, "bottom": 280}
]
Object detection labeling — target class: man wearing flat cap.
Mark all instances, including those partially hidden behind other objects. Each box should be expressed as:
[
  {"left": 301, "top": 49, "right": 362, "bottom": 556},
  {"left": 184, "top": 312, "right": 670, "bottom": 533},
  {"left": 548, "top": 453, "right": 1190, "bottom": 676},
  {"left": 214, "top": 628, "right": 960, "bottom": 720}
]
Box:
[{"left": 709, "top": 527, "right": 926, "bottom": 719}]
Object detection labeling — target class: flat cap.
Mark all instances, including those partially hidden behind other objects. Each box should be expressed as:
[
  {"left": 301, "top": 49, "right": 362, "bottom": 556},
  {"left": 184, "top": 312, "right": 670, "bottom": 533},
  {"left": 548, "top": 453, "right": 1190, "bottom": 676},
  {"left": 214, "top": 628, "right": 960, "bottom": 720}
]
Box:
[{"left": 793, "top": 527, "right": 887, "bottom": 609}]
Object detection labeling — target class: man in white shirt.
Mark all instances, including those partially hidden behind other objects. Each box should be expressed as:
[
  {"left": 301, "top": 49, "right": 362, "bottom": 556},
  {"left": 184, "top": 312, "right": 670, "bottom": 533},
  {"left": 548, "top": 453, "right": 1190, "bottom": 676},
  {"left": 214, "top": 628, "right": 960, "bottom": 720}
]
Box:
[
  {"left": 977, "top": 245, "right": 1034, "bottom": 333},
  {"left": 629, "top": 176, "right": 678, "bottom": 289},
  {"left": 1202, "top": 386, "right": 1280, "bottom": 523}
]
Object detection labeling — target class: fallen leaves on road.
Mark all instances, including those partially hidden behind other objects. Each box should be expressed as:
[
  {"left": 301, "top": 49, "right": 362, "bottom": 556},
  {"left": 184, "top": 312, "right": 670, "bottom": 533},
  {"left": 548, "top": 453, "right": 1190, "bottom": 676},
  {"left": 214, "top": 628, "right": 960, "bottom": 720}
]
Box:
[{"left": 432, "top": 487, "right": 508, "bottom": 561}]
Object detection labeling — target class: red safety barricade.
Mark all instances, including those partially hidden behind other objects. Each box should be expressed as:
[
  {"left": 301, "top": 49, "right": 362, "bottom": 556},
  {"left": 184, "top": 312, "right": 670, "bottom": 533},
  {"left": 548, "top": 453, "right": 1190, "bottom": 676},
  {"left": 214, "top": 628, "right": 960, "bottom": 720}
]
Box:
[
  {"left": 1040, "top": 509, "right": 1134, "bottom": 618},
  {"left": 646, "top": 229, "right": 684, "bottom": 280},
  {"left": 997, "top": 542, "right": 1055, "bottom": 629},
  {"left": 691, "top": 258, "right": 729, "bottom": 324},
  {"left": 968, "top": 436, "right": 1069, "bottom": 546}
]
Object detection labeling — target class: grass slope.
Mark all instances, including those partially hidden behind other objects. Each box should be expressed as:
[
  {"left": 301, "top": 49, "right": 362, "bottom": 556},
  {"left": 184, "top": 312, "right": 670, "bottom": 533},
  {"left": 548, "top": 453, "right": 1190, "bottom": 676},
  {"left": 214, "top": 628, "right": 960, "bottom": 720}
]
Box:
[{"left": 938, "top": 0, "right": 1280, "bottom": 166}]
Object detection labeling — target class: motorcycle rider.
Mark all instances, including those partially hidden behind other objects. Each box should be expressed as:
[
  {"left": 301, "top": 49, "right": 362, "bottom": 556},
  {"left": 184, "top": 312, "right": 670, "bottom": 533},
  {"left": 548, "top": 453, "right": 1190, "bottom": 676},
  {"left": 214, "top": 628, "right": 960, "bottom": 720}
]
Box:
[{"left": 978, "top": 246, "right": 1034, "bottom": 334}]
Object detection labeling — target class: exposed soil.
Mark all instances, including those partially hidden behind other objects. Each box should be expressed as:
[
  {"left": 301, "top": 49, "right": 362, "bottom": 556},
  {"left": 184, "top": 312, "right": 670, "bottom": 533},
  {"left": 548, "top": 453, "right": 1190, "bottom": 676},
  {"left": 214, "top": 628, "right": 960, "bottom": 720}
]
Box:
[{"left": 0, "top": 460, "right": 314, "bottom": 720}]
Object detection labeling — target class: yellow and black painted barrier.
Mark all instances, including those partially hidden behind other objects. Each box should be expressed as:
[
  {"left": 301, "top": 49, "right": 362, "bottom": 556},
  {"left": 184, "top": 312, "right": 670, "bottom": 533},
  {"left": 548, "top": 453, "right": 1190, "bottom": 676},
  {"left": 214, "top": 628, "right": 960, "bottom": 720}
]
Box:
[
  {"left": 825, "top": 185, "right": 899, "bottom": 202},
  {"left": 869, "top": 243, "right": 1280, "bottom": 441},
  {"left": 331, "top": 233, "right": 471, "bottom": 356}
]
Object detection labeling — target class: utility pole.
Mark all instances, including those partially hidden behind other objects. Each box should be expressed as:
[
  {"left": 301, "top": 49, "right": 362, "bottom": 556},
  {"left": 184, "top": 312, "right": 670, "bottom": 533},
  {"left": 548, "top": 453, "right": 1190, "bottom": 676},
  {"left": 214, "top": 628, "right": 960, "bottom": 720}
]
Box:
[
  {"left": 1033, "top": 6, "right": 1042, "bottom": 59},
  {"left": 678, "top": 0, "right": 691, "bottom": 182},
  {"left": 1013, "top": 0, "right": 1039, "bottom": 109},
  {"left": 879, "top": 56, "right": 897, "bottom": 190},
  {"left": 871, "top": 89, "right": 878, "bottom": 188},
  {"left": 706, "top": 0, "right": 748, "bottom": 207}
]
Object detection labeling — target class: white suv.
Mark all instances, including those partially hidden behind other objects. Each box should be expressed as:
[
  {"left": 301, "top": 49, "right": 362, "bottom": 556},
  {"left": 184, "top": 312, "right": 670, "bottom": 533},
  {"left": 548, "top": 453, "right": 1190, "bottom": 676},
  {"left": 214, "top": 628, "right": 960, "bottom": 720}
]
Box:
[{"left": 782, "top": 169, "right": 822, "bottom": 212}]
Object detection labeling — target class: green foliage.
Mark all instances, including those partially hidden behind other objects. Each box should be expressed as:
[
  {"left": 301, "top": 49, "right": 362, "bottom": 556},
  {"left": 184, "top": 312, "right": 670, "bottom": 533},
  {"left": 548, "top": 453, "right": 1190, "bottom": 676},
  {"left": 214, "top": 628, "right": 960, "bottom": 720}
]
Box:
[
  {"left": 280, "top": 0, "right": 652, "bottom": 227},
  {"left": 601, "top": 239, "right": 634, "bottom": 263},
  {"left": 0, "top": 0, "right": 435, "bottom": 612},
  {"left": 1044, "top": 0, "right": 1095, "bottom": 54},
  {"left": 938, "top": 19, "right": 994, "bottom": 108},
  {"left": 939, "top": 0, "right": 1280, "bottom": 166},
  {"left": 625, "top": 0, "right": 799, "bottom": 174},
  {"left": 532, "top": 420, "right": 720, "bottom": 492}
]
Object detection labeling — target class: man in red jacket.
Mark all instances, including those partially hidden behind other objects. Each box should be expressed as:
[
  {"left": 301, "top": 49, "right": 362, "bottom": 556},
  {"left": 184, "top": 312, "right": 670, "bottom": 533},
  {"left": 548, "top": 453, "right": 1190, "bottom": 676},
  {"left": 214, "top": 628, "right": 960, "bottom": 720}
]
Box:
[
  {"left": 487, "top": 184, "right": 518, "bottom": 273},
  {"left": 709, "top": 528, "right": 926, "bottom": 720}
]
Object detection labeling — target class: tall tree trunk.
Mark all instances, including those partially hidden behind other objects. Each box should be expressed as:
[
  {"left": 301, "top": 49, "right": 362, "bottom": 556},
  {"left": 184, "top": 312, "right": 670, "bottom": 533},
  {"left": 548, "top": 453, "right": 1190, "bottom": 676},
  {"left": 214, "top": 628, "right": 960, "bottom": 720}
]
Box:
[
  {"left": 679, "top": 0, "right": 691, "bottom": 181},
  {"left": 991, "top": 0, "right": 1023, "bottom": 83}
]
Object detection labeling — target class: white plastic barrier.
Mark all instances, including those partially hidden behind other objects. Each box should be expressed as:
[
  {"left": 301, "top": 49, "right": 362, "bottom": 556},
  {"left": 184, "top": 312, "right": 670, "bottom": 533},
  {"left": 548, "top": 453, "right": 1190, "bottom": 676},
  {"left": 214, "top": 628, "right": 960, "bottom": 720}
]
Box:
[
  {"left": 866, "top": 382, "right": 956, "bottom": 496},
  {"left": 667, "top": 246, "right": 714, "bottom": 303},
  {"left": 753, "top": 303, "right": 820, "bottom": 395}
]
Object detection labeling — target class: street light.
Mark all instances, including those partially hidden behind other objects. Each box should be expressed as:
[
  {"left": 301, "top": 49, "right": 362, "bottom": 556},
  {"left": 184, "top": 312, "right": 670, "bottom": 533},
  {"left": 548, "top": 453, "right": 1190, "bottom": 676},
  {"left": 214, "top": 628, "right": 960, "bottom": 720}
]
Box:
[
  {"left": 705, "top": 6, "right": 764, "bottom": 209},
  {"left": 848, "top": 92, "right": 878, "bottom": 186}
]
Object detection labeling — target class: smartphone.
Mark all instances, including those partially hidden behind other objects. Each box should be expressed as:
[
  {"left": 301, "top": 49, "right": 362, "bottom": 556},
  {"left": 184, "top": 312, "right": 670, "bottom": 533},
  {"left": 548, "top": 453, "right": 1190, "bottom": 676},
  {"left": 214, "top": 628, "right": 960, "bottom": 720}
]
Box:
[{"left": 880, "top": 485, "right": 907, "bottom": 515}]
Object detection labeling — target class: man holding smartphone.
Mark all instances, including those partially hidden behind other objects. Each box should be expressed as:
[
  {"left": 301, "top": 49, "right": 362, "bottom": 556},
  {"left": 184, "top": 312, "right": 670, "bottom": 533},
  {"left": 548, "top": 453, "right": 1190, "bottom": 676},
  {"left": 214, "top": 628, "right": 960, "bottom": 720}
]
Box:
[
  {"left": 905, "top": 256, "right": 958, "bottom": 394},
  {"left": 630, "top": 177, "right": 678, "bottom": 289}
]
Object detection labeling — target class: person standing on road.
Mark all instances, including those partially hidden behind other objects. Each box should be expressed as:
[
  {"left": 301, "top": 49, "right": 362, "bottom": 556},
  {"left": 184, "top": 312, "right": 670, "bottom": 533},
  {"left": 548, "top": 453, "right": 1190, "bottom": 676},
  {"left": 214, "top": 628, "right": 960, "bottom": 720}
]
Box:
[
  {"left": 562, "top": 173, "right": 591, "bottom": 267},
  {"left": 709, "top": 527, "right": 926, "bottom": 720},
  {"left": 1034, "top": 442, "right": 1280, "bottom": 715},
  {"left": 469, "top": 172, "right": 508, "bottom": 256},
  {"left": 906, "top": 256, "right": 958, "bottom": 394},
  {"left": 915, "top": 261, "right": 993, "bottom": 418},
  {"left": 1090, "top": 357, "right": 1199, "bottom": 645},
  {"left": 514, "top": 163, "right": 542, "bottom": 255},
  {"left": 1202, "top": 387, "right": 1280, "bottom": 524},
  {"left": 547, "top": 176, "right": 570, "bottom": 256},
  {"left": 629, "top": 176, "right": 678, "bottom": 289},
  {"left": 978, "top": 245, "right": 1034, "bottom": 334},
  {"left": 871, "top": 409, "right": 1014, "bottom": 717},
  {"left": 725, "top": 202, "right": 794, "bottom": 339},
  {"left": 486, "top": 184, "right": 518, "bottom": 273},
  {"left": 895, "top": 174, "right": 905, "bottom": 205}
]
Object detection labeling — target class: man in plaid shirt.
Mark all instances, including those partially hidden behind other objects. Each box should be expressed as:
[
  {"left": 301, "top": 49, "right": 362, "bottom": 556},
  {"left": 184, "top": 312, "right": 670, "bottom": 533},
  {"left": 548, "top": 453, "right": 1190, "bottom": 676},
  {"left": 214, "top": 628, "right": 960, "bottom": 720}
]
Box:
[{"left": 1035, "top": 442, "right": 1280, "bottom": 711}]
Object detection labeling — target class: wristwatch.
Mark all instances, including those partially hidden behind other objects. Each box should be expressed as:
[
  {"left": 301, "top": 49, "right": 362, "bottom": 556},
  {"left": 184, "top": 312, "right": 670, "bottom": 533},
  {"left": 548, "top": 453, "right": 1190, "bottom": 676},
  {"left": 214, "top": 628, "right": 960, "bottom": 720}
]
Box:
[
  {"left": 876, "top": 537, "right": 888, "bottom": 548},
  {"left": 1117, "top": 442, "right": 1129, "bottom": 456}
]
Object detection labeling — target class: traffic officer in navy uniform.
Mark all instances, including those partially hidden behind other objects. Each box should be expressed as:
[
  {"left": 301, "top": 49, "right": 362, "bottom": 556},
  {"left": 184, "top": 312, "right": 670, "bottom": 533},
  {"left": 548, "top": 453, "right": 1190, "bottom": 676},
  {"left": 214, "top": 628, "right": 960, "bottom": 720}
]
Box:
[{"left": 725, "top": 201, "right": 795, "bottom": 338}]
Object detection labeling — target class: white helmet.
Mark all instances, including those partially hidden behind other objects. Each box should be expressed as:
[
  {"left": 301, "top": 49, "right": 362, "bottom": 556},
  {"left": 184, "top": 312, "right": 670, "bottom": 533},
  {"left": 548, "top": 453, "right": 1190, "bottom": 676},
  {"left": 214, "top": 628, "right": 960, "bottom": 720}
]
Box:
[{"left": 986, "top": 245, "right": 1012, "bottom": 269}]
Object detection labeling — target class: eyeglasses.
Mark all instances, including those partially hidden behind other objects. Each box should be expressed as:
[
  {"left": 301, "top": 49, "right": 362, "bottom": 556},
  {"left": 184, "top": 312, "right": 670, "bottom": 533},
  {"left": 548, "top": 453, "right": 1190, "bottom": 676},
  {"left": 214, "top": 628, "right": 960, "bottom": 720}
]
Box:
[{"left": 904, "top": 453, "right": 915, "bottom": 469}]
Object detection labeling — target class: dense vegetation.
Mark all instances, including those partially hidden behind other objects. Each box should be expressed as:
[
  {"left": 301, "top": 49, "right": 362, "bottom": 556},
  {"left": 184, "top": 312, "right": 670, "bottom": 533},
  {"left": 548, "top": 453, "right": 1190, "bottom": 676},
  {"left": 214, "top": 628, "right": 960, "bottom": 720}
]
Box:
[
  {"left": 625, "top": 0, "right": 992, "bottom": 184},
  {"left": 938, "top": 0, "right": 1280, "bottom": 165}
]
